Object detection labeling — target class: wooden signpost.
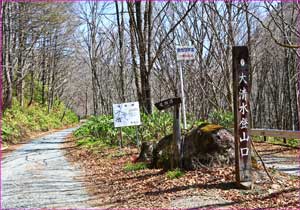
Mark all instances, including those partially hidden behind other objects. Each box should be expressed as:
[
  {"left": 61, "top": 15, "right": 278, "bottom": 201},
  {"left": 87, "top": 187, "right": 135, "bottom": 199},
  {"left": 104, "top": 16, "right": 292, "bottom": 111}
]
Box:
[
  {"left": 155, "top": 97, "right": 182, "bottom": 168},
  {"left": 155, "top": 97, "right": 182, "bottom": 111},
  {"left": 232, "top": 46, "right": 252, "bottom": 189}
]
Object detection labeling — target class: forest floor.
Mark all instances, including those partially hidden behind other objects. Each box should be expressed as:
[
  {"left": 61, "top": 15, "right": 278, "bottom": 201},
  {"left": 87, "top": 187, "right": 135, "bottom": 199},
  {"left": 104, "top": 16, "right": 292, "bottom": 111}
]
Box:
[
  {"left": 64, "top": 136, "right": 300, "bottom": 208},
  {"left": 2, "top": 127, "right": 298, "bottom": 208}
]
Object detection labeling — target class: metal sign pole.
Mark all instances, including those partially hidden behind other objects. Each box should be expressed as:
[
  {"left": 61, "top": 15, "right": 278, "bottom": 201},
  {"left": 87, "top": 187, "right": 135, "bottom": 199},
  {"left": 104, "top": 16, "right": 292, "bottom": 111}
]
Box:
[
  {"left": 119, "top": 127, "right": 123, "bottom": 148},
  {"left": 136, "top": 126, "right": 140, "bottom": 147},
  {"left": 173, "top": 103, "right": 181, "bottom": 168},
  {"left": 179, "top": 62, "right": 187, "bottom": 130},
  {"left": 176, "top": 46, "right": 195, "bottom": 130}
]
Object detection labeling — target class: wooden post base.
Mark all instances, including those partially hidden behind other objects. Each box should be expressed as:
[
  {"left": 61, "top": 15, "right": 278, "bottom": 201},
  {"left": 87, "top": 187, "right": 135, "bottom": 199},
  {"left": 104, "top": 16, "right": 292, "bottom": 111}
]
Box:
[{"left": 236, "top": 181, "right": 253, "bottom": 190}]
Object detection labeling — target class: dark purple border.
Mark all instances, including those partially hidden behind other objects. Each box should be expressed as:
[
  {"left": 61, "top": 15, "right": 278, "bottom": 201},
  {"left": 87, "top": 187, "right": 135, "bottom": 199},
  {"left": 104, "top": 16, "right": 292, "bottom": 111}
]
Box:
[
  {"left": 297, "top": 0, "right": 300, "bottom": 201},
  {"left": 0, "top": 0, "right": 299, "bottom": 2}
]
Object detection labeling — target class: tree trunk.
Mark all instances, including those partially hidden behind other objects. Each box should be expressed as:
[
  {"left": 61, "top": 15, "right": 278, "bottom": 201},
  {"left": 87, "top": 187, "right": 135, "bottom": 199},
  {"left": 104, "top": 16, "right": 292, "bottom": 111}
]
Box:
[
  {"left": 27, "top": 69, "right": 35, "bottom": 107},
  {"left": 85, "top": 86, "right": 88, "bottom": 117},
  {"left": 128, "top": 3, "right": 142, "bottom": 104},
  {"left": 135, "top": 2, "right": 151, "bottom": 114},
  {"left": 16, "top": 3, "right": 26, "bottom": 107},
  {"left": 115, "top": 1, "right": 126, "bottom": 102},
  {"left": 3, "top": 2, "right": 13, "bottom": 110},
  {"left": 41, "top": 36, "right": 47, "bottom": 105}
]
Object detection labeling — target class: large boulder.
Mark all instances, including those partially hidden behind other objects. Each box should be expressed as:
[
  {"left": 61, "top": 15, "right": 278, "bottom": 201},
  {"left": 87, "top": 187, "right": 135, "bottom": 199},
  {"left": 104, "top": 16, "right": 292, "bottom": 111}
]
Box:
[{"left": 137, "top": 123, "right": 235, "bottom": 170}]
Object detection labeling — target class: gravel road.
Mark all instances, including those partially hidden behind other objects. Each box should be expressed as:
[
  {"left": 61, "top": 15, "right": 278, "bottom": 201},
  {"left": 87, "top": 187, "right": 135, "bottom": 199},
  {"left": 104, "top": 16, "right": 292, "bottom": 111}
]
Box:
[
  {"left": 261, "top": 156, "right": 299, "bottom": 176},
  {"left": 1, "top": 128, "right": 92, "bottom": 208}
]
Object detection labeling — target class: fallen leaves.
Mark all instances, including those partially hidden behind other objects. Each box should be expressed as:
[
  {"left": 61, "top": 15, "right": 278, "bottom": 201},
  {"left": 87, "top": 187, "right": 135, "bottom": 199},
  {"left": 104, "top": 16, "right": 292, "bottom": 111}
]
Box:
[{"left": 64, "top": 136, "right": 300, "bottom": 208}]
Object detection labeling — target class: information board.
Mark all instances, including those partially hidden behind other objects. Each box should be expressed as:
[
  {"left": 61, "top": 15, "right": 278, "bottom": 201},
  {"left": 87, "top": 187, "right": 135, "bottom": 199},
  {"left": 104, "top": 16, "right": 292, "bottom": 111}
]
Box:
[
  {"left": 113, "top": 102, "right": 141, "bottom": 127},
  {"left": 176, "top": 46, "right": 196, "bottom": 61}
]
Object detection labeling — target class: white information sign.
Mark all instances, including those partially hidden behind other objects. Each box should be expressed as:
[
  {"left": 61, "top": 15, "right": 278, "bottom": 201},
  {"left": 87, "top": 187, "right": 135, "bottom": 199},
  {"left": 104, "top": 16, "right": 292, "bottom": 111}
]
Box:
[
  {"left": 113, "top": 102, "right": 141, "bottom": 127},
  {"left": 176, "top": 46, "right": 196, "bottom": 61}
]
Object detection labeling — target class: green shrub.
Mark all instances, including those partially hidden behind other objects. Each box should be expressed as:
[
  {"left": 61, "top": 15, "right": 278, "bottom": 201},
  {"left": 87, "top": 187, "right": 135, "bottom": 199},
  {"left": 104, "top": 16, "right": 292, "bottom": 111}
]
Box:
[
  {"left": 74, "top": 115, "right": 118, "bottom": 145},
  {"left": 208, "top": 110, "right": 233, "bottom": 128},
  {"left": 2, "top": 98, "right": 78, "bottom": 143},
  {"left": 256, "top": 137, "right": 299, "bottom": 148},
  {"left": 2, "top": 122, "right": 14, "bottom": 141},
  {"left": 76, "top": 137, "right": 107, "bottom": 151},
  {"left": 140, "top": 110, "right": 173, "bottom": 141},
  {"left": 124, "top": 162, "right": 148, "bottom": 172},
  {"left": 166, "top": 168, "right": 184, "bottom": 179},
  {"left": 74, "top": 109, "right": 175, "bottom": 148},
  {"left": 74, "top": 109, "right": 210, "bottom": 150}
]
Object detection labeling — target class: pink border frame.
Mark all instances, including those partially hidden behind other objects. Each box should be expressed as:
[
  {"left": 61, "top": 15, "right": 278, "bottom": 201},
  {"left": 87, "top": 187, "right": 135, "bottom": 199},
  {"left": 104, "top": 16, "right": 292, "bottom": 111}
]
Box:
[{"left": 0, "top": 0, "right": 299, "bottom": 209}]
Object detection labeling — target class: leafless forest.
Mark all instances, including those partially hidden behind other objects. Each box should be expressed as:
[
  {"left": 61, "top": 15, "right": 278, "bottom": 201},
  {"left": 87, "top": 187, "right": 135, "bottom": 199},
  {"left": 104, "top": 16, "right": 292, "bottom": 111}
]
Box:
[{"left": 2, "top": 1, "right": 299, "bottom": 130}]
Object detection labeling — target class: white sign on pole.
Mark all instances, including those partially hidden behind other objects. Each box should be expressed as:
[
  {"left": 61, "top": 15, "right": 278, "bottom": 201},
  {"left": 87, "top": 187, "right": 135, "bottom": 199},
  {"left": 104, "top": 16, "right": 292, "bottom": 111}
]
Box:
[
  {"left": 113, "top": 102, "right": 141, "bottom": 127},
  {"left": 176, "top": 46, "right": 196, "bottom": 61}
]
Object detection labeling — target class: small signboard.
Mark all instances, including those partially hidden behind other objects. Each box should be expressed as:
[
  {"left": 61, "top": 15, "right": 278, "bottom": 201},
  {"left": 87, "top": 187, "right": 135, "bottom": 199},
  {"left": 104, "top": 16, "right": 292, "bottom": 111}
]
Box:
[
  {"left": 155, "top": 97, "right": 182, "bottom": 111},
  {"left": 113, "top": 102, "right": 141, "bottom": 128},
  {"left": 176, "top": 46, "right": 196, "bottom": 61}
]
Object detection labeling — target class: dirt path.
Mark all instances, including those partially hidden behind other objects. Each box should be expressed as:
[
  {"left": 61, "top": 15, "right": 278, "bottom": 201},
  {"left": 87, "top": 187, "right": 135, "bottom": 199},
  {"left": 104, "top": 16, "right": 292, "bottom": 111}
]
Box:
[
  {"left": 1, "top": 128, "right": 92, "bottom": 208},
  {"left": 254, "top": 142, "right": 299, "bottom": 176}
]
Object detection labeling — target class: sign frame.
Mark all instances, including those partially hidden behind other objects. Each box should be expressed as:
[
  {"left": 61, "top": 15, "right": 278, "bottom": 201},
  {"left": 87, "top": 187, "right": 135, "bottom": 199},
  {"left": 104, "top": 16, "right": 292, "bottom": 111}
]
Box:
[
  {"left": 176, "top": 46, "right": 196, "bottom": 61},
  {"left": 113, "top": 102, "right": 141, "bottom": 128}
]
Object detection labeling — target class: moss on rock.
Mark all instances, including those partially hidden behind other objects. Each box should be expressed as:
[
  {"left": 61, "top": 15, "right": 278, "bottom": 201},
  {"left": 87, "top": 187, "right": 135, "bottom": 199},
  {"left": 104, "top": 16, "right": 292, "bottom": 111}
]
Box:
[
  {"left": 200, "top": 124, "right": 224, "bottom": 133},
  {"left": 137, "top": 123, "right": 235, "bottom": 171}
]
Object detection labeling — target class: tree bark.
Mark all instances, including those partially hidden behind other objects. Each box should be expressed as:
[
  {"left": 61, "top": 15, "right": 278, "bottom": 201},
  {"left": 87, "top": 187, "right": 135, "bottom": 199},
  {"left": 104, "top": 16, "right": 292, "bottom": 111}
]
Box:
[
  {"left": 2, "top": 2, "right": 13, "bottom": 110},
  {"left": 115, "top": 1, "right": 126, "bottom": 102}
]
